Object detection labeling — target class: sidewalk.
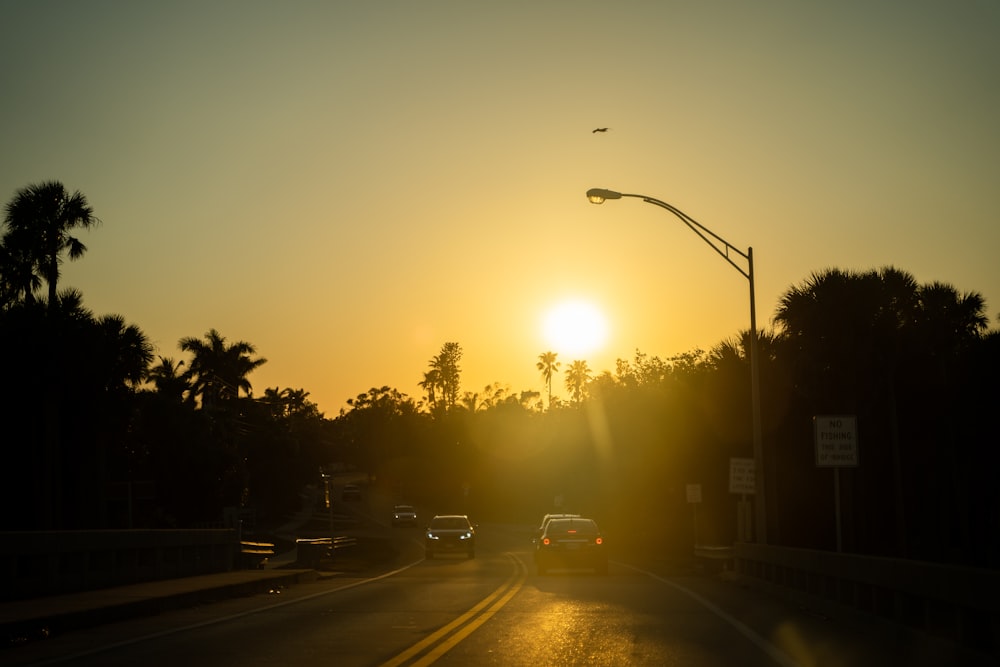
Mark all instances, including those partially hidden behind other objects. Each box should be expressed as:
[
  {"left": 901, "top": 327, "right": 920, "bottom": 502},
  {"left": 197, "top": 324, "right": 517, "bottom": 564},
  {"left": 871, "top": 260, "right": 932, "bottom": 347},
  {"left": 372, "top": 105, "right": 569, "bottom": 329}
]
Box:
[
  {"left": 2, "top": 488, "right": 329, "bottom": 647},
  {"left": 1, "top": 480, "right": 401, "bottom": 649},
  {"left": 1, "top": 568, "right": 322, "bottom": 646}
]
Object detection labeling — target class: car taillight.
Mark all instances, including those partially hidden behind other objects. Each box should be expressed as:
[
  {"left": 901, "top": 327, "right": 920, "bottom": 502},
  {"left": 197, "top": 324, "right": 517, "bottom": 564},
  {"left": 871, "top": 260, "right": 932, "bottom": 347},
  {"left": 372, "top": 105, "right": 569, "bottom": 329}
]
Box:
[
  {"left": 595, "top": 537, "right": 603, "bottom": 545},
  {"left": 542, "top": 537, "right": 551, "bottom": 545}
]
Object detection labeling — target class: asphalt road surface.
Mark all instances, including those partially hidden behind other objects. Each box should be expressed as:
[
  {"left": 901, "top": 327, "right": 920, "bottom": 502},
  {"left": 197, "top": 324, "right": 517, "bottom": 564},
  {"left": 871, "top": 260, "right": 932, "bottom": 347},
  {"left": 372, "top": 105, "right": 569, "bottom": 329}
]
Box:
[{"left": 6, "top": 523, "right": 986, "bottom": 666}]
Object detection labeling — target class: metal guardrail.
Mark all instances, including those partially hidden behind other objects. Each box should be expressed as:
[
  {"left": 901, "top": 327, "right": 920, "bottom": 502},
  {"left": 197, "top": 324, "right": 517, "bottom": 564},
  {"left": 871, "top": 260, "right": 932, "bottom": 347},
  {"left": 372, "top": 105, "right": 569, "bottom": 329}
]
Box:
[
  {"left": 694, "top": 545, "right": 735, "bottom": 560},
  {"left": 238, "top": 540, "right": 275, "bottom": 569},
  {"left": 295, "top": 536, "right": 357, "bottom": 568},
  {"left": 332, "top": 536, "right": 358, "bottom": 550},
  {"left": 693, "top": 545, "right": 735, "bottom": 572},
  {"left": 735, "top": 543, "right": 999, "bottom": 657}
]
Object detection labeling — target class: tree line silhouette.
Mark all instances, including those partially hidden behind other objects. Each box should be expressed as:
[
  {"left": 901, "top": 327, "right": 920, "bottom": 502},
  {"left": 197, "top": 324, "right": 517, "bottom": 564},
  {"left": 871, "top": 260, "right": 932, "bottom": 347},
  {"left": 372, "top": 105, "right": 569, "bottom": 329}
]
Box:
[{"left": 2, "top": 181, "right": 998, "bottom": 569}]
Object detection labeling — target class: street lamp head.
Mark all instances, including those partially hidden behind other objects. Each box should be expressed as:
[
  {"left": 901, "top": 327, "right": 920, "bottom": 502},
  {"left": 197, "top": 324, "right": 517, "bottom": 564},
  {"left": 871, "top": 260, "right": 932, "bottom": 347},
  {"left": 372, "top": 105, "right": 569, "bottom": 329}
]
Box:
[{"left": 586, "top": 188, "right": 622, "bottom": 204}]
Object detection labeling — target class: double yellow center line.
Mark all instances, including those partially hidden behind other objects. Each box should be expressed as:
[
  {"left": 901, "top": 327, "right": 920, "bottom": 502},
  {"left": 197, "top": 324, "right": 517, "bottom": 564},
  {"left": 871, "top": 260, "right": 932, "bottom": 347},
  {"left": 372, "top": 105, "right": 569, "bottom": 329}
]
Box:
[{"left": 380, "top": 553, "right": 527, "bottom": 667}]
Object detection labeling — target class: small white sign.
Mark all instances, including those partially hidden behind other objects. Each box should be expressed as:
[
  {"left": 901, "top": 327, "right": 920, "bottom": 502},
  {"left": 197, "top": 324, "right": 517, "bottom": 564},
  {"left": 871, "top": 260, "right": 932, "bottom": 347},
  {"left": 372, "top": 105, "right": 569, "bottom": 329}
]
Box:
[
  {"left": 729, "top": 458, "right": 755, "bottom": 494},
  {"left": 686, "top": 484, "right": 702, "bottom": 504},
  {"left": 814, "top": 415, "right": 859, "bottom": 467}
]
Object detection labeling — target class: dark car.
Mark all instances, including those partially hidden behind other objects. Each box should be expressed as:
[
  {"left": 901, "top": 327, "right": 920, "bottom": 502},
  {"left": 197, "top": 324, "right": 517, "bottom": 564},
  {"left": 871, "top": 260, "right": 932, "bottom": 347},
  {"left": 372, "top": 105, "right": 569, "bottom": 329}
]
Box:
[
  {"left": 425, "top": 514, "right": 476, "bottom": 559},
  {"left": 533, "top": 513, "right": 581, "bottom": 541},
  {"left": 392, "top": 504, "right": 417, "bottom": 527},
  {"left": 535, "top": 517, "right": 607, "bottom": 575}
]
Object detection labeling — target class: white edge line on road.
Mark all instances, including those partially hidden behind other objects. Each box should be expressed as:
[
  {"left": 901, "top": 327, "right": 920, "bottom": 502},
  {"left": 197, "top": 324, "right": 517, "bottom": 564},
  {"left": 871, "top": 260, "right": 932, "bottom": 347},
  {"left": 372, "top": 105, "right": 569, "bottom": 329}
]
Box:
[{"left": 615, "top": 562, "right": 803, "bottom": 667}]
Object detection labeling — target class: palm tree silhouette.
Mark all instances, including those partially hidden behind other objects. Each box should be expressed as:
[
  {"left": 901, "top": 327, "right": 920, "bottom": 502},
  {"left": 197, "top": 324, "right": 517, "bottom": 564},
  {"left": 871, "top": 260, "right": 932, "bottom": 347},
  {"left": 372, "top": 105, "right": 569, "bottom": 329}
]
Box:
[
  {"left": 536, "top": 351, "right": 560, "bottom": 408},
  {"left": 564, "top": 359, "right": 591, "bottom": 404},
  {"left": 428, "top": 342, "right": 462, "bottom": 410},
  {"left": 419, "top": 369, "right": 441, "bottom": 411},
  {"left": 96, "top": 312, "right": 154, "bottom": 391},
  {"left": 147, "top": 356, "right": 192, "bottom": 402},
  {"left": 2, "top": 181, "right": 100, "bottom": 308},
  {"left": 774, "top": 266, "right": 990, "bottom": 556},
  {"left": 0, "top": 243, "right": 42, "bottom": 307},
  {"left": 178, "top": 329, "right": 267, "bottom": 409}
]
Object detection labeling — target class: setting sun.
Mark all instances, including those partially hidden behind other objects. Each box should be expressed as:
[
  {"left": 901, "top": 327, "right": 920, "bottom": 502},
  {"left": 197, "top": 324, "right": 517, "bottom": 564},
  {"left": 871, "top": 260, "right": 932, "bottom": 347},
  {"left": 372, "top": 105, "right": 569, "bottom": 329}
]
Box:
[{"left": 542, "top": 300, "right": 609, "bottom": 358}]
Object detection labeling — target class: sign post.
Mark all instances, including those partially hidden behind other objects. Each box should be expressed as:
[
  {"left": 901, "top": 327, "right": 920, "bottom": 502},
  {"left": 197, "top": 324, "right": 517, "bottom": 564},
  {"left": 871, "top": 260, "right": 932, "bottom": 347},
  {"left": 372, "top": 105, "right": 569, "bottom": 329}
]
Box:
[
  {"left": 729, "top": 458, "right": 755, "bottom": 542},
  {"left": 686, "top": 484, "right": 702, "bottom": 546},
  {"left": 814, "top": 415, "right": 859, "bottom": 552}
]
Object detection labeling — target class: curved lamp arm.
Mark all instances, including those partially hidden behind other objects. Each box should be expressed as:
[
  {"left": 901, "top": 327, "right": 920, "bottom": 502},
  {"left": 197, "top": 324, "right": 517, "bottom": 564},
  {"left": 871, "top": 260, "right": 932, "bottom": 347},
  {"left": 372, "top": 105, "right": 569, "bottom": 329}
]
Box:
[
  {"left": 586, "top": 187, "right": 767, "bottom": 544},
  {"left": 586, "top": 188, "right": 750, "bottom": 281}
]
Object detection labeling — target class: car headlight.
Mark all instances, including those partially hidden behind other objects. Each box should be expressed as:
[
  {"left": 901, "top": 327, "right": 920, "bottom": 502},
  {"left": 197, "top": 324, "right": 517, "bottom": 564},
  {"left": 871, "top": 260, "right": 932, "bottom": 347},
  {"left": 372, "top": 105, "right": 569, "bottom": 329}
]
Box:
[
  {"left": 459, "top": 532, "right": 472, "bottom": 540},
  {"left": 426, "top": 533, "right": 439, "bottom": 540}
]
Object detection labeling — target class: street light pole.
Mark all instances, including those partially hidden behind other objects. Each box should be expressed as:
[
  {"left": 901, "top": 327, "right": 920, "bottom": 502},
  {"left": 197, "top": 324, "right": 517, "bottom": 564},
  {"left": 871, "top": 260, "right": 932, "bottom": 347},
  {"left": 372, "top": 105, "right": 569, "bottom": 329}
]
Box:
[{"left": 586, "top": 188, "right": 768, "bottom": 544}]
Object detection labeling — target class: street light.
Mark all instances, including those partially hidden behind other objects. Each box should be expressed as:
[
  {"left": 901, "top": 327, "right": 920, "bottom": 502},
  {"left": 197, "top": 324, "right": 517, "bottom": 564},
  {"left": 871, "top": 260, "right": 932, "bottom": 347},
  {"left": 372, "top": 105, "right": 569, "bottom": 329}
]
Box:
[{"left": 586, "top": 187, "right": 768, "bottom": 544}]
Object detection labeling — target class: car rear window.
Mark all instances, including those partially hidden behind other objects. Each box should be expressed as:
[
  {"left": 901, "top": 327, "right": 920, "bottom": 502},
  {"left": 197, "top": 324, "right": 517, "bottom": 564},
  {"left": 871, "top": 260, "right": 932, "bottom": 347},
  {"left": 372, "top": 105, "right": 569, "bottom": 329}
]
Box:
[{"left": 546, "top": 518, "right": 598, "bottom": 535}]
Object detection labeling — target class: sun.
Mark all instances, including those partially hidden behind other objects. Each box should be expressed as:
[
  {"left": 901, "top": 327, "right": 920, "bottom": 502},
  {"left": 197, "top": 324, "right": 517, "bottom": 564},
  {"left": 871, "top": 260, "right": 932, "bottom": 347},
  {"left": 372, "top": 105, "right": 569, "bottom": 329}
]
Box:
[{"left": 542, "top": 300, "right": 609, "bottom": 357}]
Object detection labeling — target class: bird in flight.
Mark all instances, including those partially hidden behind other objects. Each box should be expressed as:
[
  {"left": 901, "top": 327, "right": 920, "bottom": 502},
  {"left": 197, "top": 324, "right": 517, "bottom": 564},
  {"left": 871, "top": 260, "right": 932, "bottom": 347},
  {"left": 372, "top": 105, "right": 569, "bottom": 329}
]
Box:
[{"left": 592, "top": 127, "right": 610, "bottom": 133}]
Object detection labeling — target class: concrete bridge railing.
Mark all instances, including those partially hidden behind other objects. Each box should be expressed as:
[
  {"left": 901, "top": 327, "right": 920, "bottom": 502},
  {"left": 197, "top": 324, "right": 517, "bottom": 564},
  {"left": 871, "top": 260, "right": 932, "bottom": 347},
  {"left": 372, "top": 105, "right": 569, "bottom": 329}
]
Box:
[{"left": 0, "top": 530, "right": 238, "bottom": 601}]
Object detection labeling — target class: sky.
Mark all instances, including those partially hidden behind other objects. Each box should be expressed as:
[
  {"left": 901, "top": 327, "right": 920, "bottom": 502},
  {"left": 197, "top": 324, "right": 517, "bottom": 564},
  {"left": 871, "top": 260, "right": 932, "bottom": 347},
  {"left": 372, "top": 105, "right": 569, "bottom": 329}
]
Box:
[{"left": 3, "top": 1, "right": 999, "bottom": 415}]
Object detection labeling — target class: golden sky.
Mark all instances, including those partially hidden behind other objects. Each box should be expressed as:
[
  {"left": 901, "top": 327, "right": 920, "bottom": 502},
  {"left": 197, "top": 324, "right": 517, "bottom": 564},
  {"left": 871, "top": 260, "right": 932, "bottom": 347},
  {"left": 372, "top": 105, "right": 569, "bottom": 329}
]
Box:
[{"left": 3, "top": 1, "right": 998, "bottom": 414}]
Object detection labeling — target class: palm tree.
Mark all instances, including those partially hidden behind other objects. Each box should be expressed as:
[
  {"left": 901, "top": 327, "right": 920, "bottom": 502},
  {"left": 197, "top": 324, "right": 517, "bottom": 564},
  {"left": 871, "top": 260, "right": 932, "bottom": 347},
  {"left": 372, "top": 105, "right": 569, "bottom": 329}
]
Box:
[
  {"left": 564, "top": 359, "right": 591, "bottom": 405},
  {"left": 772, "top": 266, "right": 993, "bottom": 557},
  {"left": 536, "top": 351, "right": 560, "bottom": 408},
  {"left": 96, "top": 313, "right": 154, "bottom": 391},
  {"left": 261, "top": 386, "right": 289, "bottom": 418},
  {"left": 259, "top": 386, "right": 316, "bottom": 418},
  {"left": 178, "top": 329, "right": 267, "bottom": 409},
  {"left": 2, "top": 181, "right": 100, "bottom": 308},
  {"left": 0, "top": 242, "right": 43, "bottom": 308},
  {"left": 284, "top": 388, "right": 315, "bottom": 416},
  {"left": 176, "top": 330, "right": 266, "bottom": 510},
  {"left": 428, "top": 342, "right": 462, "bottom": 410},
  {"left": 419, "top": 369, "right": 441, "bottom": 411},
  {"left": 147, "top": 356, "right": 192, "bottom": 402},
  {"left": 916, "top": 282, "right": 989, "bottom": 358}
]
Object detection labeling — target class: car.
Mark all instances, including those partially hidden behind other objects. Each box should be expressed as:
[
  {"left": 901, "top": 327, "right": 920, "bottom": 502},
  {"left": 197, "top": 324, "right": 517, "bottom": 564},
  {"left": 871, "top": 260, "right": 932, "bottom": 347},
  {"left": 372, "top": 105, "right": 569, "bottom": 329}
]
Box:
[
  {"left": 392, "top": 504, "right": 417, "bottom": 527},
  {"left": 341, "top": 483, "right": 362, "bottom": 501},
  {"left": 533, "top": 513, "right": 581, "bottom": 541},
  {"left": 535, "top": 516, "right": 607, "bottom": 575},
  {"left": 424, "top": 514, "right": 476, "bottom": 559}
]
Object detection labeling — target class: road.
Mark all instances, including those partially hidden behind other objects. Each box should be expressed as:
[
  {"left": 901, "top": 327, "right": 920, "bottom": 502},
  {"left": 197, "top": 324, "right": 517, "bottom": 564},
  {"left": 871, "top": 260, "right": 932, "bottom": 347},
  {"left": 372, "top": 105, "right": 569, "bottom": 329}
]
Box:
[{"left": 6, "top": 523, "right": 979, "bottom": 667}]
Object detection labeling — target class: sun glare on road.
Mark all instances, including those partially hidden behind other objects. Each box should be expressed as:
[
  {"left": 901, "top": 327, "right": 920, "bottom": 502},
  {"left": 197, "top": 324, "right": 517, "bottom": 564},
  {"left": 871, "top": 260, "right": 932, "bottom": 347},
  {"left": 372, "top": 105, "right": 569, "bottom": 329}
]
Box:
[{"left": 543, "top": 300, "right": 608, "bottom": 357}]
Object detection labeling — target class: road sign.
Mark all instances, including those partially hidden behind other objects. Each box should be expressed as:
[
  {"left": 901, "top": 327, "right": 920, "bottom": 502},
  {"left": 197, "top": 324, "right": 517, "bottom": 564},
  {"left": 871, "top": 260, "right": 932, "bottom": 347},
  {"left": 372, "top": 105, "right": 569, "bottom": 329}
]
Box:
[
  {"left": 814, "top": 415, "right": 859, "bottom": 467},
  {"left": 729, "top": 458, "right": 755, "bottom": 494}
]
